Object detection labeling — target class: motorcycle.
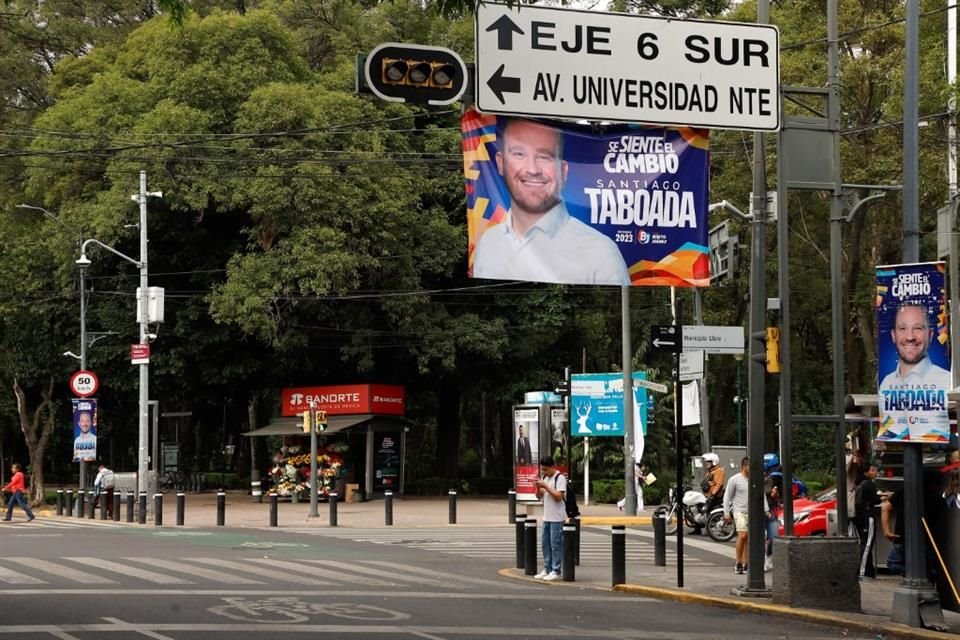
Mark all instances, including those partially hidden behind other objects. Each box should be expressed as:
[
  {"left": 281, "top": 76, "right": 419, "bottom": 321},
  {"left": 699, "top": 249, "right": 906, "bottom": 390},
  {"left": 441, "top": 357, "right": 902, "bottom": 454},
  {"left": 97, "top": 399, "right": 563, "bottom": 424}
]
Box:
[{"left": 653, "top": 486, "right": 731, "bottom": 542}]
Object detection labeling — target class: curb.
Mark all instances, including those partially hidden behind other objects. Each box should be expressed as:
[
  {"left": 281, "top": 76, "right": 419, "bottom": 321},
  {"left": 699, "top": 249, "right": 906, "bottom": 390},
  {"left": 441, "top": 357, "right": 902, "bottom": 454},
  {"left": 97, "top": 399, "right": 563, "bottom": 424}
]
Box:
[
  {"left": 613, "top": 584, "right": 957, "bottom": 640},
  {"left": 579, "top": 516, "right": 651, "bottom": 526}
]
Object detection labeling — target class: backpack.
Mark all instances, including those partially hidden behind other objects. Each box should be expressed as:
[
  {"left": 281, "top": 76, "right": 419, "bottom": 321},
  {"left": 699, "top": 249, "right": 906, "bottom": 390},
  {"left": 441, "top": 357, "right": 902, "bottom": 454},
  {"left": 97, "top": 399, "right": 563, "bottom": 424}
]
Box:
[
  {"left": 554, "top": 473, "right": 580, "bottom": 518},
  {"left": 101, "top": 469, "right": 115, "bottom": 489}
]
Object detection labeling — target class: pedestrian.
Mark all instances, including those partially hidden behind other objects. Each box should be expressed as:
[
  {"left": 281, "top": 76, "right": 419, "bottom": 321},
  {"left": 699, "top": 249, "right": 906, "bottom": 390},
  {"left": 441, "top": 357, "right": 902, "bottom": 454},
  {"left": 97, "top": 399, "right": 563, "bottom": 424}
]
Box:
[
  {"left": 2, "top": 463, "right": 34, "bottom": 522},
  {"left": 723, "top": 457, "right": 761, "bottom": 575},
  {"left": 881, "top": 486, "right": 905, "bottom": 575},
  {"left": 762, "top": 463, "right": 781, "bottom": 572},
  {"left": 853, "top": 462, "right": 880, "bottom": 579},
  {"left": 93, "top": 463, "right": 115, "bottom": 518},
  {"left": 534, "top": 456, "right": 566, "bottom": 581}
]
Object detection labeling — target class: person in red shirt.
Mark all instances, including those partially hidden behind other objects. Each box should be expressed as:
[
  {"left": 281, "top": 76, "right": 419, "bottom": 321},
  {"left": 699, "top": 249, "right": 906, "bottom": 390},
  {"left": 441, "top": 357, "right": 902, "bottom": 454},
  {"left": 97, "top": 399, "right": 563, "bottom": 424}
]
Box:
[{"left": 3, "top": 463, "right": 35, "bottom": 522}]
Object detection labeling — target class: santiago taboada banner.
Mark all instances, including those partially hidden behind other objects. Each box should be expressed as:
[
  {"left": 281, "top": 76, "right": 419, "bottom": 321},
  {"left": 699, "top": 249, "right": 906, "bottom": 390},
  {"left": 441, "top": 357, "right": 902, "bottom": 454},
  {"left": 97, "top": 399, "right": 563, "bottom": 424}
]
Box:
[
  {"left": 462, "top": 108, "right": 710, "bottom": 287},
  {"left": 876, "top": 262, "right": 951, "bottom": 443},
  {"left": 72, "top": 398, "right": 98, "bottom": 462}
]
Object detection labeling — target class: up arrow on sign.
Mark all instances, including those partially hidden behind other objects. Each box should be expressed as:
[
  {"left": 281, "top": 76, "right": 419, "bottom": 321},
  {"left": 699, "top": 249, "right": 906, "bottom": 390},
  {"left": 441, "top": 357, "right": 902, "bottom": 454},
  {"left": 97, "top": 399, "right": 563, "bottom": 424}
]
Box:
[{"left": 486, "top": 14, "right": 524, "bottom": 50}]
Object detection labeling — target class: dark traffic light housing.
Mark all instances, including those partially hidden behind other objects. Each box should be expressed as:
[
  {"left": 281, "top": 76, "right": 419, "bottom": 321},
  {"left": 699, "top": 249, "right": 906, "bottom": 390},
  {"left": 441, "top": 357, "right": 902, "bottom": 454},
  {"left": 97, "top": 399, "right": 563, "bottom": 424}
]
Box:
[{"left": 364, "top": 43, "right": 467, "bottom": 106}]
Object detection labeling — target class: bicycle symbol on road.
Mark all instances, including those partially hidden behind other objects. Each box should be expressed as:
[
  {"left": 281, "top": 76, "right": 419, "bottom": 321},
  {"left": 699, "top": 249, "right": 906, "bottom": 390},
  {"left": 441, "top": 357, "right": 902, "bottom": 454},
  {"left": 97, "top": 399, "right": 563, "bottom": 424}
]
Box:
[{"left": 209, "top": 597, "right": 410, "bottom": 623}]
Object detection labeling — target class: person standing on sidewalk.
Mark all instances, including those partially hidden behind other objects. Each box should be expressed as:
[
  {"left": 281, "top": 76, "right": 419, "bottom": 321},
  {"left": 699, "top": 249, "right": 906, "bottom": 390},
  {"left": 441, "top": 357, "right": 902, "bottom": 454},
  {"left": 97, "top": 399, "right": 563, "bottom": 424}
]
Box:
[
  {"left": 534, "top": 456, "right": 566, "bottom": 582},
  {"left": 2, "top": 463, "right": 34, "bottom": 522},
  {"left": 853, "top": 462, "right": 880, "bottom": 579},
  {"left": 723, "top": 457, "right": 753, "bottom": 575},
  {"left": 93, "top": 463, "right": 116, "bottom": 518}
]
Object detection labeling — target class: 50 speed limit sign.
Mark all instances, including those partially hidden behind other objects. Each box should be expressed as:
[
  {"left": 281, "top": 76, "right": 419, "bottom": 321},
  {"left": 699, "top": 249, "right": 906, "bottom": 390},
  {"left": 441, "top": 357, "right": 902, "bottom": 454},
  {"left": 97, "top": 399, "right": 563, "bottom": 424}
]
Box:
[{"left": 69, "top": 370, "right": 99, "bottom": 398}]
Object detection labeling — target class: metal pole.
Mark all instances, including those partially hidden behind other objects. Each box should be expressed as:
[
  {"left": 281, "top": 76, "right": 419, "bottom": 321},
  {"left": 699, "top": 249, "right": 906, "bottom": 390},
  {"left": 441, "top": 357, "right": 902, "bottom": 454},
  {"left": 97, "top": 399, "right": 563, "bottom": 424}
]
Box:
[
  {"left": 507, "top": 489, "right": 516, "bottom": 524},
  {"left": 621, "top": 285, "right": 637, "bottom": 515},
  {"left": 448, "top": 490, "right": 457, "bottom": 524},
  {"left": 77, "top": 491, "right": 85, "bottom": 519},
  {"left": 949, "top": 0, "right": 959, "bottom": 392},
  {"left": 777, "top": 94, "right": 794, "bottom": 535},
  {"left": 674, "top": 298, "right": 684, "bottom": 589},
  {"left": 136, "top": 170, "right": 150, "bottom": 501},
  {"left": 154, "top": 493, "right": 162, "bottom": 526},
  {"left": 56, "top": 489, "right": 63, "bottom": 516},
  {"left": 515, "top": 514, "right": 526, "bottom": 569},
  {"left": 562, "top": 524, "right": 576, "bottom": 582},
  {"left": 269, "top": 493, "right": 278, "bottom": 527},
  {"left": 176, "top": 492, "right": 185, "bottom": 526},
  {"left": 138, "top": 492, "right": 147, "bottom": 524},
  {"left": 385, "top": 490, "right": 393, "bottom": 526},
  {"left": 113, "top": 493, "right": 121, "bottom": 522},
  {"left": 611, "top": 524, "right": 626, "bottom": 586},
  {"left": 79, "top": 264, "right": 87, "bottom": 495},
  {"left": 329, "top": 492, "right": 338, "bottom": 527},
  {"left": 481, "top": 391, "right": 487, "bottom": 478},
  {"left": 309, "top": 405, "right": 319, "bottom": 518},
  {"left": 216, "top": 491, "right": 225, "bottom": 526},
  {"left": 65, "top": 490, "right": 73, "bottom": 517},
  {"left": 693, "top": 289, "right": 710, "bottom": 453},
  {"left": 524, "top": 518, "right": 537, "bottom": 576},
  {"left": 125, "top": 491, "right": 134, "bottom": 522},
  {"left": 653, "top": 511, "right": 666, "bottom": 566}
]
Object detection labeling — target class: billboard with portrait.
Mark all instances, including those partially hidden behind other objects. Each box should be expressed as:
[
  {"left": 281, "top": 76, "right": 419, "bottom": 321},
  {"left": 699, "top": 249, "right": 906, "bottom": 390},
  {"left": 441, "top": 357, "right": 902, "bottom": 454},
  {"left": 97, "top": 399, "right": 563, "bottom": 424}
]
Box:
[
  {"left": 462, "top": 107, "right": 710, "bottom": 287},
  {"left": 876, "top": 262, "right": 951, "bottom": 443},
  {"left": 72, "top": 398, "right": 98, "bottom": 462},
  {"left": 514, "top": 406, "right": 541, "bottom": 501}
]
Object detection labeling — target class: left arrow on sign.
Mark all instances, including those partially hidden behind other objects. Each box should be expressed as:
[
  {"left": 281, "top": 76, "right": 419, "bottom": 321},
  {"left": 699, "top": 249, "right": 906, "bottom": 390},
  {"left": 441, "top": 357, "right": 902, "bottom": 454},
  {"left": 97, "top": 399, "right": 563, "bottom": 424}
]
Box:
[
  {"left": 485, "top": 14, "right": 524, "bottom": 50},
  {"left": 652, "top": 338, "right": 675, "bottom": 349},
  {"left": 487, "top": 64, "right": 521, "bottom": 104}
]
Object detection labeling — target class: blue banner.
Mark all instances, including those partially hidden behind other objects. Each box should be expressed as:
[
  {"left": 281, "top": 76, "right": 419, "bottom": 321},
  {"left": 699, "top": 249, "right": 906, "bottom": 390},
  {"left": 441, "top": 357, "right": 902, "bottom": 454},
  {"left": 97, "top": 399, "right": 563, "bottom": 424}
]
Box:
[
  {"left": 463, "top": 108, "right": 710, "bottom": 287},
  {"left": 876, "top": 262, "right": 950, "bottom": 443},
  {"left": 72, "top": 398, "right": 98, "bottom": 462},
  {"left": 570, "top": 372, "right": 648, "bottom": 438}
]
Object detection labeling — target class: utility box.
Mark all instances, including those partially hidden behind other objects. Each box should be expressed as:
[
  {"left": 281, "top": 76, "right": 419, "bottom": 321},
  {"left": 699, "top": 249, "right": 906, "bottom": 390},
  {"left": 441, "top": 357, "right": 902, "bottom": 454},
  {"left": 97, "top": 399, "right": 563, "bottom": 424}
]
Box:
[
  {"left": 135, "top": 287, "right": 165, "bottom": 323},
  {"left": 711, "top": 446, "right": 747, "bottom": 477}
]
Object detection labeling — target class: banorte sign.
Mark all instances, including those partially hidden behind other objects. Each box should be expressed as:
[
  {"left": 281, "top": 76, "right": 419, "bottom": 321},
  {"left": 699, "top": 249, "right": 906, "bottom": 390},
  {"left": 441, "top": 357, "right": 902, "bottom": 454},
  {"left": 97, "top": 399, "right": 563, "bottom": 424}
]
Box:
[{"left": 281, "top": 384, "right": 405, "bottom": 418}]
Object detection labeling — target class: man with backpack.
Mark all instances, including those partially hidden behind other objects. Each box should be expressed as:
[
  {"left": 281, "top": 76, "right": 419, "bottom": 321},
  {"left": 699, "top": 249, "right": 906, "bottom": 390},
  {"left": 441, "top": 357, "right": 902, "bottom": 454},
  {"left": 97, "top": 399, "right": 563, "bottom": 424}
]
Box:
[
  {"left": 534, "top": 456, "right": 567, "bottom": 581},
  {"left": 93, "top": 463, "right": 116, "bottom": 518}
]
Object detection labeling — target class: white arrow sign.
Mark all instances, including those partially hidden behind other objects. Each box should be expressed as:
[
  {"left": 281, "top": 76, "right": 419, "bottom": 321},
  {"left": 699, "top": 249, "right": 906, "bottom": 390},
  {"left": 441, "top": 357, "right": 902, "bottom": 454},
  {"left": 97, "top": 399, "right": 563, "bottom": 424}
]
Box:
[
  {"left": 475, "top": 2, "right": 780, "bottom": 131},
  {"left": 682, "top": 325, "right": 745, "bottom": 354},
  {"left": 652, "top": 338, "right": 676, "bottom": 349}
]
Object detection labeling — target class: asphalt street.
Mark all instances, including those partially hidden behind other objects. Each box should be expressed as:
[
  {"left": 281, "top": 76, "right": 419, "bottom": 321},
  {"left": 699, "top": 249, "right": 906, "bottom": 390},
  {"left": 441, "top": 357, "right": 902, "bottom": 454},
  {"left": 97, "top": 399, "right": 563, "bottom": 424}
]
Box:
[{"left": 0, "top": 518, "right": 883, "bottom": 639}]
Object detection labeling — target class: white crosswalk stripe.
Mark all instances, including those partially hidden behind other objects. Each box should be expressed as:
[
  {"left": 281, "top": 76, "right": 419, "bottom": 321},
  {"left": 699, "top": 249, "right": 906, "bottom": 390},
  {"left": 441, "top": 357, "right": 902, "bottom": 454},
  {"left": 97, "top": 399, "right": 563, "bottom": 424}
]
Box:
[
  {"left": 123, "top": 558, "right": 264, "bottom": 584},
  {"left": 69, "top": 557, "right": 191, "bottom": 584},
  {"left": 25, "top": 518, "right": 122, "bottom": 529},
  {"left": 4, "top": 558, "right": 116, "bottom": 584}
]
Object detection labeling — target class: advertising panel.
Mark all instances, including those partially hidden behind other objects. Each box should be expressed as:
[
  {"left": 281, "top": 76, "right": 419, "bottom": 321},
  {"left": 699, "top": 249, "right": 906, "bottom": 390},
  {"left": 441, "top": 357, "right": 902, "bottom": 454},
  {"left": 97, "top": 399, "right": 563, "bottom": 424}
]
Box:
[
  {"left": 514, "top": 406, "right": 541, "bottom": 501},
  {"left": 570, "top": 372, "right": 648, "bottom": 440},
  {"left": 281, "top": 384, "right": 405, "bottom": 417},
  {"left": 876, "top": 262, "right": 951, "bottom": 443},
  {"left": 72, "top": 398, "right": 98, "bottom": 462},
  {"left": 463, "top": 107, "right": 710, "bottom": 287},
  {"left": 373, "top": 433, "right": 401, "bottom": 492}
]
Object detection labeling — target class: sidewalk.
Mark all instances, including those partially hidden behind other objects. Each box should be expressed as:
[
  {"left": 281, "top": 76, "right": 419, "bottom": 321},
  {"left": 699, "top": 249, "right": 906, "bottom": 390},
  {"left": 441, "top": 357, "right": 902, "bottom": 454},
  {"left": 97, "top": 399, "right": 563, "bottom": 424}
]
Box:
[{"left": 38, "top": 492, "right": 960, "bottom": 639}]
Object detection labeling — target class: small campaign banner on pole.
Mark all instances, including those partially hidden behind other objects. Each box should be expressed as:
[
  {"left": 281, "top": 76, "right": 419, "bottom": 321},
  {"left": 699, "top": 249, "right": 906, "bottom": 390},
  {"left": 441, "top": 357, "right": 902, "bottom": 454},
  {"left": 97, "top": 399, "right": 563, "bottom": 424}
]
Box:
[
  {"left": 131, "top": 343, "right": 150, "bottom": 365},
  {"left": 72, "top": 398, "right": 97, "bottom": 462}
]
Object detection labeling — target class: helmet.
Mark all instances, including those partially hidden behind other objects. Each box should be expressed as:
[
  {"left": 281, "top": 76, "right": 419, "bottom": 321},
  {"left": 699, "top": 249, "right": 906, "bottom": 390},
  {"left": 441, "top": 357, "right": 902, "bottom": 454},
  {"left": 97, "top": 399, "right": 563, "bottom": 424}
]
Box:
[
  {"left": 702, "top": 453, "right": 719, "bottom": 467},
  {"left": 763, "top": 453, "right": 780, "bottom": 472}
]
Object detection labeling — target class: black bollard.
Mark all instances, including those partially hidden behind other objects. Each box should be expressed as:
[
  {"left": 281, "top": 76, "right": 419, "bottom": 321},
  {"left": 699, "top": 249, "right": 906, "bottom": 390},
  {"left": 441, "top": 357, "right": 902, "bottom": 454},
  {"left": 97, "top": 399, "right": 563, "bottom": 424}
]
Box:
[
  {"left": 113, "top": 493, "right": 121, "bottom": 522},
  {"left": 138, "top": 493, "right": 147, "bottom": 524},
  {"left": 653, "top": 511, "right": 666, "bottom": 567},
  {"left": 385, "top": 491, "right": 393, "bottom": 526},
  {"left": 125, "top": 492, "right": 134, "bottom": 523},
  {"left": 612, "top": 524, "right": 626, "bottom": 586},
  {"left": 176, "top": 493, "right": 185, "bottom": 526},
  {"left": 269, "top": 493, "right": 278, "bottom": 527},
  {"left": 77, "top": 491, "right": 85, "bottom": 519},
  {"left": 448, "top": 490, "right": 457, "bottom": 525},
  {"left": 88, "top": 495, "right": 96, "bottom": 519},
  {"left": 563, "top": 523, "right": 576, "bottom": 582},
  {"left": 56, "top": 490, "right": 64, "bottom": 516},
  {"left": 65, "top": 490, "right": 74, "bottom": 517},
  {"left": 507, "top": 489, "right": 516, "bottom": 524},
  {"left": 329, "top": 492, "right": 338, "bottom": 527},
  {"left": 574, "top": 515, "right": 581, "bottom": 566},
  {"left": 99, "top": 494, "right": 108, "bottom": 520},
  {"left": 515, "top": 514, "right": 526, "bottom": 569},
  {"left": 216, "top": 491, "right": 225, "bottom": 526},
  {"left": 154, "top": 493, "right": 163, "bottom": 526},
  {"left": 524, "top": 518, "right": 538, "bottom": 576}
]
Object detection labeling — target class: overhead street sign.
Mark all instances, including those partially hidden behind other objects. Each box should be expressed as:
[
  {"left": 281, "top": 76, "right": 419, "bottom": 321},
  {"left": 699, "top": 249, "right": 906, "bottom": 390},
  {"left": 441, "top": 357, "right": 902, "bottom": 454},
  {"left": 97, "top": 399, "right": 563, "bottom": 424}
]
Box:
[
  {"left": 475, "top": 2, "right": 780, "bottom": 131},
  {"left": 651, "top": 324, "right": 682, "bottom": 353},
  {"left": 634, "top": 378, "right": 668, "bottom": 393},
  {"left": 682, "top": 325, "right": 745, "bottom": 354}
]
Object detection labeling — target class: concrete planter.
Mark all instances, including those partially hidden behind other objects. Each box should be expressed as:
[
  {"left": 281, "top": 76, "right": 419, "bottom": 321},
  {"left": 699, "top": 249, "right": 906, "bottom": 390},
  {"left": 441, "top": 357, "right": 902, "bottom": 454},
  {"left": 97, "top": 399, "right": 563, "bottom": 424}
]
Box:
[{"left": 772, "top": 536, "right": 861, "bottom": 611}]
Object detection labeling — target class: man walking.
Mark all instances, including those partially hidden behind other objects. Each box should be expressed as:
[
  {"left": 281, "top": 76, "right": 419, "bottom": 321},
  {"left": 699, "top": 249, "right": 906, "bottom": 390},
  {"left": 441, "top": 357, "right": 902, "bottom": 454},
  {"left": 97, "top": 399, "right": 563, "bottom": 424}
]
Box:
[
  {"left": 534, "top": 456, "right": 566, "bottom": 581},
  {"left": 2, "top": 463, "right": 34, "bottom": 522},
  {"left": 723, "top": 457, "right": 751, "bottom": 574},
  {"left": 93, "top": 463, "right": 116, "bottom": 518},
  {"left": 854, "top": 462, "right": 880, "bottom": 578}
]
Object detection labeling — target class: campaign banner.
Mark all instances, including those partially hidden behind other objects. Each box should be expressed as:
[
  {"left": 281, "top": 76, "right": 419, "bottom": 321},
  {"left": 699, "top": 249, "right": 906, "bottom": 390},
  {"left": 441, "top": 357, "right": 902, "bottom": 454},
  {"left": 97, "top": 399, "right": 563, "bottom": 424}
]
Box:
[
  {"left": 72, "top": 398, "right": 98, "bottom": 462},
  {"left": 876, "top": 262, "right": 951, "bottom": 443},
  {"left": 570, "top": 373, "right": 649, "bottom": 447},
  {"left": 514, "top": 406, "right": 541, "bottom": 501},
  {"left": 463, "top": 107, "right": 710, "bottom": 287}
]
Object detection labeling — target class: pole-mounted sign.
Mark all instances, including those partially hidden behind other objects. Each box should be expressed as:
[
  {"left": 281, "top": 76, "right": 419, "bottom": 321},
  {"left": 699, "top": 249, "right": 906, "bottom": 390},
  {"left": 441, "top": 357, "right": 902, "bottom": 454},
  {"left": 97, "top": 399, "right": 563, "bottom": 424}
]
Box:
[
  {"left": 69, "top": 370, "right": 99, "bottom": 398},
  {"left": 475, "top": 2, "right": 780, "bottom": 130}
]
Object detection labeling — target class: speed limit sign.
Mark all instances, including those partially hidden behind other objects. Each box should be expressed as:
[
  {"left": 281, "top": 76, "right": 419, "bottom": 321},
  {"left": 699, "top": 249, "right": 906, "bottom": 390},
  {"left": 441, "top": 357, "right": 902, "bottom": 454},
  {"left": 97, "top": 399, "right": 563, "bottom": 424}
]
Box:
[{"left": 69, "top": 370, "right": 99, "bottom": 398}]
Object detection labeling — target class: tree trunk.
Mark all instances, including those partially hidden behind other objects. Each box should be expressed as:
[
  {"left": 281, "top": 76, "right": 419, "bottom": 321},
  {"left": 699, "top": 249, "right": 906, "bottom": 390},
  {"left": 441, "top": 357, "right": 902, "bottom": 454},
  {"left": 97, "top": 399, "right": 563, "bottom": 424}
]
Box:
[{"left": 13, "top": 377, "right": 55, "bottom": 506}]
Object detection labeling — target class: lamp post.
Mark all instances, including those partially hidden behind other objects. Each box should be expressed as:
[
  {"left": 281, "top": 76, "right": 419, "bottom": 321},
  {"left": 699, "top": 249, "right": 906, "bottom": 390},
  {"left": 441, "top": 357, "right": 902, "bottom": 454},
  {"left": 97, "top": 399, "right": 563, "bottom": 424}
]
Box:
[{"left": 734, "top": 353, "right": 744, "bottom": 446}]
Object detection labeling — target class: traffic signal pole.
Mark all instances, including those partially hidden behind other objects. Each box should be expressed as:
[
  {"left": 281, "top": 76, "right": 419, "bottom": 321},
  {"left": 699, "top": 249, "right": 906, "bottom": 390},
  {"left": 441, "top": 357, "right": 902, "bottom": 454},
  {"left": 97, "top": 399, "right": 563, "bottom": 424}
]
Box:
[{"left": 309, "top": 403, "right": 319, "bottom": 518}]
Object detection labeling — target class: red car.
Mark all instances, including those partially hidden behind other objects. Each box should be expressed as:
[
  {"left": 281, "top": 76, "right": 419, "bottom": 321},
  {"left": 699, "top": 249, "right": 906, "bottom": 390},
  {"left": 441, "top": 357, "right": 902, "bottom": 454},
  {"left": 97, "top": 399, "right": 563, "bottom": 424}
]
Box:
[{"left": 777, "top": 487, "right": 836, "bottom": 537}]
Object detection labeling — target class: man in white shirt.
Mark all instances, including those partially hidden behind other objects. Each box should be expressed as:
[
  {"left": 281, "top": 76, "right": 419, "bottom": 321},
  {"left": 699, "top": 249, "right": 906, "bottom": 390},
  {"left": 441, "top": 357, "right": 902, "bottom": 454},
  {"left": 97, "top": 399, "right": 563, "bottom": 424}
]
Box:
[
  {"left": 472, "top": 119, "right": 629, "bottom": 286},
  {"left": 879, "top": 303, "right": 950, "bottom": 389},
  {"left": 534, "top": 456, "right": 567, "bottom": 581}
]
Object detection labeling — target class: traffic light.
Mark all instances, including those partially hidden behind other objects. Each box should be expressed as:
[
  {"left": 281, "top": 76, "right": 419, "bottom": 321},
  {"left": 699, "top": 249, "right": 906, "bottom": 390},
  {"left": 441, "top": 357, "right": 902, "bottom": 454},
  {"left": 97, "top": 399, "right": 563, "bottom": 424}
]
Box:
[
  {"left": 766, "top": 327, "right": 781, "bottom": 374},
  {"left": 301, "top": 409, "right": 328, "bottom": 433},
  {"left": 364, "top": 42, "right": 467, "bottom": 106},
  {"left": 302, "top": 411, "right": 311, "bottom": 434}
]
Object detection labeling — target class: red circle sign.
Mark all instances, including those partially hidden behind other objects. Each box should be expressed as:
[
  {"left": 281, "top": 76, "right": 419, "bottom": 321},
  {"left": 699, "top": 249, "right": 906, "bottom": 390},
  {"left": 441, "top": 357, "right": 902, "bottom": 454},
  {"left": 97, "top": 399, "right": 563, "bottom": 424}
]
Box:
[{"left": 69, "top": 370, "right": 99, "bottom": 398}]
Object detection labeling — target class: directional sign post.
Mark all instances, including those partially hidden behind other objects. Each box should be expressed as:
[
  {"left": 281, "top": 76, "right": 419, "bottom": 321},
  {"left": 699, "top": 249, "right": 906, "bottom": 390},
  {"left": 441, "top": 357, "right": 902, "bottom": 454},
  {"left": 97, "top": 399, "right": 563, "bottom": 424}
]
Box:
[
  {"left": 682, "top": 325, "right": 745, "bottom": 355},
  {"left": 651, "top": 325, "right": 682, "bottom": 353},
  {"left": 476, "top": 2, "right": 780, "bottom": 131}
]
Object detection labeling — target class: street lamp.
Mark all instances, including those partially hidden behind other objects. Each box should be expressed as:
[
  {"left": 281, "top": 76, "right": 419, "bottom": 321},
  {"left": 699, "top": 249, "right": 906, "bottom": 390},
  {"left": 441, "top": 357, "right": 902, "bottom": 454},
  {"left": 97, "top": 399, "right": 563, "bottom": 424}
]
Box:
[{"left": 734, "top": 353, "right": 745, "bottom": 446}]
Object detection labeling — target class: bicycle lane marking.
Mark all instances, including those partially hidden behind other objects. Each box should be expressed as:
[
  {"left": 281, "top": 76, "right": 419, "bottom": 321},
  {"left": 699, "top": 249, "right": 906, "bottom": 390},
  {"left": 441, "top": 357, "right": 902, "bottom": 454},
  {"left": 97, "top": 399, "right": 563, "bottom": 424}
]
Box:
[{"left": 207, "top": 596, "right": 411, "bottom": 624}]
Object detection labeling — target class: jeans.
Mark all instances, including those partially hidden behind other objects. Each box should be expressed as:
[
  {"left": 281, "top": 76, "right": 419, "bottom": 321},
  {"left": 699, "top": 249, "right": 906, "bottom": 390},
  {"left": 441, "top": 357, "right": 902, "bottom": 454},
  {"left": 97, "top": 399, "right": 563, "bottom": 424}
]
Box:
[
  {"left": 542, "top": 520, "right": 563, "bottom": 574},
  {"left": 765, "top": 515, "right": 778, "bottom": 557},
  {"left": 5, "top": 490, "right": 34, "bottom": 520},
  {"left": 887, "top": 541, "right": 905, "bottom": 575}
]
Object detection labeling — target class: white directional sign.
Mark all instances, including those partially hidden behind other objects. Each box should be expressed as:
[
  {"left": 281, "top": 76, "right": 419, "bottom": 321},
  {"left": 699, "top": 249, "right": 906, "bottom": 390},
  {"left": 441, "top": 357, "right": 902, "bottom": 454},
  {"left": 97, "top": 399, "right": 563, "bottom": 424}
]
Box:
[
  {"left": 634, "top": 378, "right": 669, "bottom": 394},
  {"left": 475, "top": 2, "right": 780, "bottom": 131},
  {"left": 682, "top": 325, "right": 745, "bottom": 354},
  {"left": 679, "top": 350, "right": 705, "bottom": 381}
]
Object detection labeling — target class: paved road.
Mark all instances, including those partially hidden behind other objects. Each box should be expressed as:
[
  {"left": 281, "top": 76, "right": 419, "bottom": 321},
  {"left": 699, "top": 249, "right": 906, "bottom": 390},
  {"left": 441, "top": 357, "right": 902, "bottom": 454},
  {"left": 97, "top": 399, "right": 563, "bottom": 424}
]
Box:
[{"left": 0, "top": 522, "right": 875, "bottom": 639}]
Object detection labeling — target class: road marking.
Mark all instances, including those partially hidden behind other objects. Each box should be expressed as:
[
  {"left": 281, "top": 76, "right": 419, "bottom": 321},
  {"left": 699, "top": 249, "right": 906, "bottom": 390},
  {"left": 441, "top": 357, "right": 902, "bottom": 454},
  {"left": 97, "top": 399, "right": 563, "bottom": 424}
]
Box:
[
  {"left": 0, "top": 564, "right": 46, "bottom": 584},
  {"left": 5, "top": 558, "right": 115, "bottom": 584},
  {"left": 243, "top": 558, "right": 390, "bottom": 586},
  {"left": 188, "top": 557, "right": 330, "bottom": 585},
  {"left": 301, "top": 559, "right": 448, "bottom": 587},
  {"left": 124, "top": 558, "right": 264, "bottom": 584},
  {"left": 68, "top": 557, "right": 191, "bottom": 584},
  {"left": 360, "top": 560, "right": 527, "bottom": 590},
  {"left": 101, "top": 618, "right": 175, "bottom": 639}
]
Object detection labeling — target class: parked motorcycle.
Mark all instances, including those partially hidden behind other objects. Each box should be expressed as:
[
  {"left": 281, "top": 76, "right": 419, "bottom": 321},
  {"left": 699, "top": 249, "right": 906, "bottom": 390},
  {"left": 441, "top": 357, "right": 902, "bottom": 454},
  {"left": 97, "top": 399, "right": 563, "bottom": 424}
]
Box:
[{"left": 653, "top": 486, "right": 730, "bottom": 542}]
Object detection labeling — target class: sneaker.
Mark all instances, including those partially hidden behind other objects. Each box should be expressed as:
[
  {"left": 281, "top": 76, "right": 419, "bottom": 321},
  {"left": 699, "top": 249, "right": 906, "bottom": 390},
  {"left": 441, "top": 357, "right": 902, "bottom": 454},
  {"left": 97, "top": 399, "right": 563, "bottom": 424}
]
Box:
[
  {"left": 735, "top": 563, "right": 743, "bottom": 575},
  {"left": 533, "top": 570, "right": 549, "bottom": 580},
  {"left": 542, "top": 572, "right": 561, "bottom": 581},
  {"left": 764, "top": 557, "right": 773, "bottom": 572},
  {"left": 26, "top": 516, "right": 34, "bottom": 522}
]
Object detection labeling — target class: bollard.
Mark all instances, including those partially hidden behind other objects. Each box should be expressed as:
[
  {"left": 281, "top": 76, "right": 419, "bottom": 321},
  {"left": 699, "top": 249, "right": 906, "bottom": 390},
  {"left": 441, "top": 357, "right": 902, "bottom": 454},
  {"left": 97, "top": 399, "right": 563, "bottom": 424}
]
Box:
[
  {"left": 653, "top": 511, "right": 666, "bottom": 567},
  {"left": 448, "top": 490, "right": 457, "bottom": 525},
  {"left": 507, "top": 489, "right": 516, "bottom": 524},
  {"left": 154, "top": 493, "right": 163, "bottom": 526},
  {"left": 563, "top": 523, "right": 576, "bottom": 582},
  {"left": 77, "top": 491, "right": 85, "bottom": 519},
  {"left": 88, "top": 495, "right": 96, "bottom": 519},
  {"left": 113, "top": 493, "right": 121, "bottom": 522},
  {"left": 56, "top": 490, "right": 64, "bottom": 516},
  {"left": 126, "top": 492, "right": 134, "bottom": 523},
  {"left": 99, "top": 494, "right": 108, "bottom": 520},
  {"left": 251, "top": 479, "right": 262, "bottom": 504},
  {"left": 65, "top": 490, "right": 74, "bottom": 517},
  {"left": 269, "top": 493, "right": 278, "bottom": 527},
  {"left": 138, "top": 493, "right": 147, "bottom": 524},
  {"left": 574, "top": 515, "right": 581, "bottom": 566},
  {"left": 524, "top": 518, "right": 538, "bottom": 576},
  {"left": 515, "top": 514, "right": 526, "bottom": 569},
  {"left": 385, "top": 491, "right": 393, "bottom": 526},
  {"left": 176, "top": 493, "right": 185, "bottom": 526},
  {"left": 216, "top": 492, "right": 225, "bottom": 526},
  {"left": 611, "top": 524, "right": 626, "bottom": 586},
  {"left": 329, "top": 492, "right": 338, "bottom": 527}
]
